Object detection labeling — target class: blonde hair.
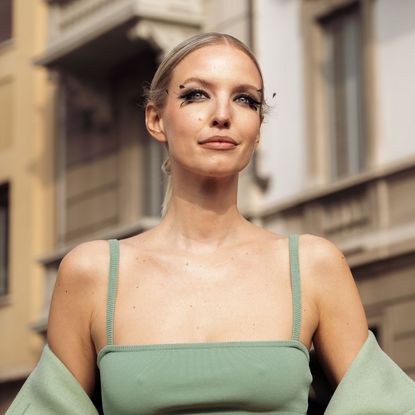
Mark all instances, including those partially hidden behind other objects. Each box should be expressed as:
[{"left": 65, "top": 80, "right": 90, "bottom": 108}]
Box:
[{"left": 144, "top": 32, "right": 266, "bottom": 217}]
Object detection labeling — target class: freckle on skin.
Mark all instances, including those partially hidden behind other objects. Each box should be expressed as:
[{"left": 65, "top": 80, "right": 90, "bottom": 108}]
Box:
[{"left": 65, "top": 290, "right": 68, "bottom": 294}]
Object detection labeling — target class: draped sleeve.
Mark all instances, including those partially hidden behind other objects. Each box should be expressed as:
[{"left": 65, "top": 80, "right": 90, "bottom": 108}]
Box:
[
  {"left": 324, "top": 331, "right": 415, "bottom": 415},
  {"left": 5, "top": 344, "right": 99, "bottom": 415}
]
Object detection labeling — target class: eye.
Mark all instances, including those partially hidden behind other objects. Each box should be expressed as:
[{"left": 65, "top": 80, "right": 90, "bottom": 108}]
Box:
[
  {"left": 235, "top": 94, "right": 261, "bottom": 111},
  {"left": 178, "top": 89, "right": 209, "bottom": 106}
]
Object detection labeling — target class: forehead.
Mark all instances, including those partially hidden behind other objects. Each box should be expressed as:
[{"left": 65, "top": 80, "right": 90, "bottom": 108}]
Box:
[{"left": 170, "top": 44, "right": 262, "bottom": 86}]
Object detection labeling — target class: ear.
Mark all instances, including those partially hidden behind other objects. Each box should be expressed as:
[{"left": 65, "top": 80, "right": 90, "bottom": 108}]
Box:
[
  {"left": 145, "top": 103, "right": 167, "bottom": 144},
  {"left": 255, "top": 126, "right": 261, "bottom": 147},
  {"left": 254, "top": 114, "right": 263, "bottom": 147}
]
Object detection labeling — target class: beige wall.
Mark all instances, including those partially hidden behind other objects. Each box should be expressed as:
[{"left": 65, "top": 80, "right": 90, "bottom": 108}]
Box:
[{"left": 0, "top": 0, "right": 55, "bottom": 410}]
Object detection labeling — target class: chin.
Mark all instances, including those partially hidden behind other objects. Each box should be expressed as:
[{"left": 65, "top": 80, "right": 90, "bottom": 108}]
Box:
[{"left": 194, "top": 161, "right": 250, "bottom": 178}]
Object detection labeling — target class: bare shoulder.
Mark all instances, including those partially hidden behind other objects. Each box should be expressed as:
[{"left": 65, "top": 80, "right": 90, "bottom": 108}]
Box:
[
  {"left": 298, "top": 234, "right": 368, "bottom": 385},
  {"left": 299, "top": 233, "right": 346, "bottom": 262},
  {"left": 48, "top": 239, "right": 110, "bottom": 345},
  {"left": 50, "top": 239, "right": 110, "bottom": 326},
  {"left": 297, "top": 233, "right": 365, "bottom": 319},
  {"left": 47, "top": 239, "right": 110, "bottom": 396},
  {"left": 298, "top": 233, "right": 353, "bottom": 286},
  {"left": 57, "top": 239, "right": 109, "bottom": 282}
]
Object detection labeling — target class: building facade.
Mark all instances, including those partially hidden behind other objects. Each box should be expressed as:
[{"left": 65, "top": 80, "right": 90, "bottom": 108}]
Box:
[
  {"left": 1, "top": 0, "right": 415, "bottom": 413},
  {"left": 253, "top": 0, "right": 415, "bottom": 385},
  {"left": 0, "top": 0, "right": 56, "bottom": 412}
]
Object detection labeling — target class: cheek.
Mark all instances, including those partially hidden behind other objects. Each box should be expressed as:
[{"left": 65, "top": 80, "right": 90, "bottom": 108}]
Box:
[
  {"left": 238, "top": 113, "right": 261, "bottom": 138},
  {"left": 165, "top": 107, "right": 205, "bottom": 138},
  {"left": 162, "top": 113, "right": 201, "bottom": 158}
]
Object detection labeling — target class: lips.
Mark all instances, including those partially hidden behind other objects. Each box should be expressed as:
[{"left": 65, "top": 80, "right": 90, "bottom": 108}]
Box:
[{"left": 199, "top": 136, "right": 238, "bottom": 145}]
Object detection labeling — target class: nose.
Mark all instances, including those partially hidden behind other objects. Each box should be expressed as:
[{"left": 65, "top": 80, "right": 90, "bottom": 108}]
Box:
[{"left": 210, "top": 97, "right": 231, "bottom": 129}]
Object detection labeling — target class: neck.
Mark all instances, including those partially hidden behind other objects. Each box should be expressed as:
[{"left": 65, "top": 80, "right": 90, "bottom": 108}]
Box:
[{"left": 159, "top": 169, "right": 248, "bottom": 252}]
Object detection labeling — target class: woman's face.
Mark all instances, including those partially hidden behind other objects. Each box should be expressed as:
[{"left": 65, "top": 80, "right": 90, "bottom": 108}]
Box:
[{"left": 149, "top": 44, "right": 263, "bottom": 178}]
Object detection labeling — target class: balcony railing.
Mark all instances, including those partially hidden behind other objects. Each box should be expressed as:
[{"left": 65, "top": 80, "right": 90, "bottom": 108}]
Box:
[
  {"left": 257, "top": 157, "right": 415, "bottom": 268},
  {"left": 49, "top": 0, "right": 202, "bottom": 39},
  {"left": 38, "top": 0, "right": 203, "bottom": 66}
]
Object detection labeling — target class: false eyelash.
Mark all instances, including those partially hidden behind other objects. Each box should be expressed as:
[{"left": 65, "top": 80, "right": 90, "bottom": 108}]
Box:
[
  {"left": 236, "top": 94, "right": 261, "bottom": 111},
  {"left": 178, "top": 89, "right": 208, "bottom": 106},
  {"left": 178, "top": 89, "right": 261, "bottom": 111}
]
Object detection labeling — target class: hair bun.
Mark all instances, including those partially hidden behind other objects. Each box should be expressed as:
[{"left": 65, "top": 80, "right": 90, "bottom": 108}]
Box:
[{"left": 161, "top": 158, "right": 172, "bottom": 175}]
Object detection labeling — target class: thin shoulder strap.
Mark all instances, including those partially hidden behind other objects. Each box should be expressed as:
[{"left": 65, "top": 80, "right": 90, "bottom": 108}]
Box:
[
  {"left": 106, "top": 239, "right": 120, "bottom": 346},
  {"left": 288, "top": 234, "right": 302, "bottom": 341}
]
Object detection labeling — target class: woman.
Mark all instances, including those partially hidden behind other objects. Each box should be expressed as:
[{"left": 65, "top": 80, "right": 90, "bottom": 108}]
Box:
[{"left": 7, "top": 33, "right": 415, "bottom": 415}]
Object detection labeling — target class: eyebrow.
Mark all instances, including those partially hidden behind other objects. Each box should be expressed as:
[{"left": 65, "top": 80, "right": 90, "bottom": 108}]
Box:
[{"left": 179, "top": 77, "right": 263, "bottom": 95}]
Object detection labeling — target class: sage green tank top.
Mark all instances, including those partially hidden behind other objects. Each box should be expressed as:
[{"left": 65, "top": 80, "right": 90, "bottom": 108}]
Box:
[{"left": 98, "top": 234, "right": 312, "bottom": 414}]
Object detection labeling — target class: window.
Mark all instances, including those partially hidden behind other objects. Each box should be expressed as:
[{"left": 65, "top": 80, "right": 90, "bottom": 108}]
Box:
[
  {"left": 0, "top": 0, "right": 13, "bottom": 44},
  {"left": 0, "top": 183, "right": 9, "bottom": 296},
  {"left": 320, "top": 3, "right": 366, "bottom": 179},
  {"left": 62, "top": 75, "right": 119, "bottom": 241}
]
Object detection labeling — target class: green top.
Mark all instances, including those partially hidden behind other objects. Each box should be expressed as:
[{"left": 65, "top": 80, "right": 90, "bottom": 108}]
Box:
[{"left": 98, "top": 234, "right": 312, "bottom": 414}]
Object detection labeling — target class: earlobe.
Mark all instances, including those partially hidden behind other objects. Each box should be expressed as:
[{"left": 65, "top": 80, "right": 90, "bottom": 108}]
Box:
[{"left": 145, "top": 104, "right": 167, "bottom": 144}]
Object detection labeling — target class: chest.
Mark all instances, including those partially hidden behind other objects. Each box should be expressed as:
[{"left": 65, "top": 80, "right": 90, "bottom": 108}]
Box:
[{"left": 91, "top": 245, "right": 310, "bottom": 352}]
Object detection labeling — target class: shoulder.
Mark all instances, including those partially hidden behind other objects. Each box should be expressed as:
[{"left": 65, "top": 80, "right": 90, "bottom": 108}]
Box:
[
  {"left": 49, "top": 239, "right": 112, "bottom": 340},
  {"left": 298, "top": 235, "right": 368, "bottom": 383},
  {"left": 297, "top": 233, "right": 364, "bottom": 315},
  {"left": 57, "top": 239, "right": 110, "bottom": 286},
  {"left": 299, "top": 233, "right": 344, "bottom": 261},
  {"left": 49, "top": 239, "right": 111, "bottom": 326},
  {"left": 48, "top": 240, "right": 110, "bottom": 396},
  {"left": 298, "top": 233, "right": 351, "bottom": 284},
  {"left": 296, "top": 233, "right": 366, "bottom": 307}
]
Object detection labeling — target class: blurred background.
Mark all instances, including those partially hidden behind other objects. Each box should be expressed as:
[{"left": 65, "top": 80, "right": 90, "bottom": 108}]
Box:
[{"left": 0, "top": 0, "right": 415, "bottom": 413}]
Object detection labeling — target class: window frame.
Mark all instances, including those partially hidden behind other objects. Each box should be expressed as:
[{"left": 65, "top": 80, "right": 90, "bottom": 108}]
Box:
[
  {"left": 0, "top": 0, "right": 13, "bottom": 45},
  {"left": 0, "top": 182, "right": 10, "bottom": 299},
  {"left": 301, "top": 0, "right": 376, "bottom": 186}
]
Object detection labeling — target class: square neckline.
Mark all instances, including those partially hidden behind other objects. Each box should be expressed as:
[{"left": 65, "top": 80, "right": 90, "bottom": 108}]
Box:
[
  {"left": 97, "top": 338, "right": 310, "bottom": 366},
  {"left": 98, "top": 234, "right": 308, "bottom": 364}
]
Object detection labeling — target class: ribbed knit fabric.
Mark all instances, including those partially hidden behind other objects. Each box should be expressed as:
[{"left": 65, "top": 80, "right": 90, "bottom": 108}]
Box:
[
  {"left": 289, "top": 234, "right": 302, "bottom": 341},
  {"left": 98, "top": 234, "right": 312, "bottom": 414},
  {"left": 106, "top": 239, "right": 119, "bottom": 346}
]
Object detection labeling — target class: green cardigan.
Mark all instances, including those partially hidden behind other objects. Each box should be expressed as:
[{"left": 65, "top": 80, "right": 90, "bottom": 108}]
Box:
[{"left": 6, "top": 331, "right": 415, "bottom": 414}]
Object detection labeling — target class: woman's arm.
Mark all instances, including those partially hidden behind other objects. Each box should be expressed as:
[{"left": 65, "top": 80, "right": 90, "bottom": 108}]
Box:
[
  {"left": 302, "top": 234, "right": 369, "bottom": 386},
  {"left": 47, "top": 240, "right": 107, "bottom": 397}
]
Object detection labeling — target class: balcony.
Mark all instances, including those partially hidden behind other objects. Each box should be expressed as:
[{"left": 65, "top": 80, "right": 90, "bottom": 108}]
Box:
[
  {"left": 36, "top": 0, "right": 203, "bottom": 71},
  {"left": 257, "top": 156, "right": 415, "bottom": 269}
]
